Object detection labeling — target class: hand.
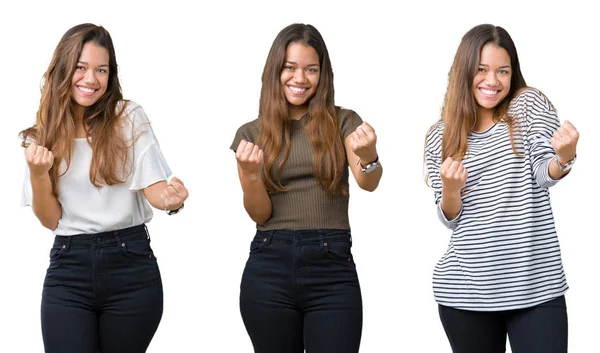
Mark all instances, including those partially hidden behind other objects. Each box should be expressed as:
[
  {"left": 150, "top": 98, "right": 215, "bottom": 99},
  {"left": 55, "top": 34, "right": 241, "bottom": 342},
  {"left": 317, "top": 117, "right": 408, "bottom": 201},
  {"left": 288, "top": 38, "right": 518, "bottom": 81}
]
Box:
[
  {"left": 25, "top": 142, "right": 54, "bottom": 176},
  {"left": 161, "top": 176, "right": 188, "bottom": 211},
  {"left": 551, "top": 121, "right": 579, "bottom": 164},
  {"left": 440, "top": 157, "right": 468, "bottom": 195},
  {"left": 348, "top": 122, "right": 378, "bottom": 162},
  {"left": 236, "top": 140, "right": 264, "bottom": 177}
]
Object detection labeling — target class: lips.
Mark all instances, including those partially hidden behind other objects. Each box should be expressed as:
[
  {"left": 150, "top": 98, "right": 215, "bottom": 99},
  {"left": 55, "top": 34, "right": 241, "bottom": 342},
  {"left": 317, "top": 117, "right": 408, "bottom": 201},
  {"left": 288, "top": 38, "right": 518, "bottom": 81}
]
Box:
[
  {"left": 287, "top": 85, "right": 308, "bottom": 95},
  {"left": 76, "top": 85, "right": 98, "bottom": 97},
  {"left": 479, "top": 87, "right": 500, "bottom": 97}
]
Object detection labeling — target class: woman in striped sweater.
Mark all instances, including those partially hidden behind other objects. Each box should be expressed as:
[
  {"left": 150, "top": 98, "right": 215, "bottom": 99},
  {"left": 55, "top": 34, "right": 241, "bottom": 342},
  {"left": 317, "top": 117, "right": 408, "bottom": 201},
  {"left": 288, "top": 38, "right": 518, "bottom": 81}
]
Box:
[{"left": 425, "top": 24, "right": 578, "bottom": 352}]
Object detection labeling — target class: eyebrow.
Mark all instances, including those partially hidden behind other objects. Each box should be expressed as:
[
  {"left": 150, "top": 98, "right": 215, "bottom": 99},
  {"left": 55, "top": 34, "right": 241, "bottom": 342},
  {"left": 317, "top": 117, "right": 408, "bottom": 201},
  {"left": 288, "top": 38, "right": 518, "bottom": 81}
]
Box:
[
  {"left": 78, "top": 61, "right": 109, "bottom": 67},
  {"left": 479, "top": 64, "right": 511, "bottom": 69},
  {"left": 285, "top": 61, "right": 320, "bottom": 67}
]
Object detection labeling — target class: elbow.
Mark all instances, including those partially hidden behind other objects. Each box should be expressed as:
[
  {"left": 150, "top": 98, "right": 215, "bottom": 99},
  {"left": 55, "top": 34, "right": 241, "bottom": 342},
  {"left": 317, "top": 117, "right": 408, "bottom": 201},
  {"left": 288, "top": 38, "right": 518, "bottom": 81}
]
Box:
[
  {"left": 41, "top": 218, "right": 59, "bottom": 231},
  {"left": 253, "top": 214, "right": 271, "bottom": 226},
  {"left": 358, "top": 180, "right": 380, "bottom": 192}
]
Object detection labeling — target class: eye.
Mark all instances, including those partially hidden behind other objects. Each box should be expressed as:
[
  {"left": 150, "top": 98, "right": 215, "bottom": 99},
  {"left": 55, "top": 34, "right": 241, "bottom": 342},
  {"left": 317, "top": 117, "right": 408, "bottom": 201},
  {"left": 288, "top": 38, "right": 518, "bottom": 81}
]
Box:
[
  {"left": 96, "top": 68, "right": 107, "bottom": 73},
  {"left": 76, "top": 66, "right": 85, "bottom": 70},
  {"left": 498, "top": 69, "right": 510, "bottom": 75},
  {"left": 284, "top": 66, "right": 295, "bottom": 70},
  {"left": 477, "top": 68, "right": 486, "bottom": 73},
  {"left": 307, "top": 68, "right": 318, "bottom": 73}
]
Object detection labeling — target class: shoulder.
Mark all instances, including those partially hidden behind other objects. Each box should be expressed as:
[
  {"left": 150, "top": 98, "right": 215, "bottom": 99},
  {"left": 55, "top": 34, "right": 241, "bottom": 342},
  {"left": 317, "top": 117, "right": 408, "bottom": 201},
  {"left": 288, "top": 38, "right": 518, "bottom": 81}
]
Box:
[
  {"left": 235, "top": 118, "right": 260, "bottom": 136},
  {"left": 425, "top": 120, "right": 444, "bottom": 151},
  {"left": 336, "top": 106, "right": 362, "bottom": 123},
  {"left": 510, "top": 88, "right": 555, "bottom": 112},
  {"left": 120, "top": 100, "right": 148, "bottom": 124}
]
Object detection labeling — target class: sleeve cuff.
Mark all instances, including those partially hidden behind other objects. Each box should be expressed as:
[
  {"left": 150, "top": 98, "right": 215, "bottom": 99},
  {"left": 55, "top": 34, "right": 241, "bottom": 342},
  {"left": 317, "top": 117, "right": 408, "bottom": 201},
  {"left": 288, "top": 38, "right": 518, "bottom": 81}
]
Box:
[{"left": 437, "top": 202, "right": 462, "bottom": 230}]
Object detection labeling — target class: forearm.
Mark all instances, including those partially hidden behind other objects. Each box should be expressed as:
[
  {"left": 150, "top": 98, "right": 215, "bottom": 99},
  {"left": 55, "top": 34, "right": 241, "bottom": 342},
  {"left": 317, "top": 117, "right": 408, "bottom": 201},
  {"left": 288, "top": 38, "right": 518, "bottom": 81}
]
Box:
[
  {"left": 240, "top": 174, "right": 272, "bottom": 225},
  {"left": 354, "top": 165, "right": 382, "bottom": 191},
  {"left": 30, "top": 174, "right": 61, "bottom": 230},
  {"left": 440, "top": 189, "right": 462, "bottom": 221}
]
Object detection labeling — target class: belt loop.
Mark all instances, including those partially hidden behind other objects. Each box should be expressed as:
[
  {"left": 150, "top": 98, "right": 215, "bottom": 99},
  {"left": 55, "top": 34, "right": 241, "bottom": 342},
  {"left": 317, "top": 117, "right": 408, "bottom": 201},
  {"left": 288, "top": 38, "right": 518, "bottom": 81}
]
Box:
[
  {"left": 115, "top": 234, "right": 122, "bottom": 249},
  {"left": 318, "top": 230, "right": 325, "bottom": 247},
  {"left": 144, "top": 224, "right": 150, "bottom": 242},
  {"left": 64, "top": 236, "right": 73, "bottom": 252}
]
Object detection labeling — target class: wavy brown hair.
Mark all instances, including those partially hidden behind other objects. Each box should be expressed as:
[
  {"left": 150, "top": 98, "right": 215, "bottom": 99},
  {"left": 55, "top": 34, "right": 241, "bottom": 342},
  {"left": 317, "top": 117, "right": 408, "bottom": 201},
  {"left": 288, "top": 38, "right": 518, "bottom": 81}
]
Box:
[
  {"left": 440, "top": 24, "right": 527, "bottom": 161},
  {"left": 258, "top": 23, "right": 347, "bottom": 195},
  {"left": 20, "top": 23, "right": 129, "bottom": 197}
]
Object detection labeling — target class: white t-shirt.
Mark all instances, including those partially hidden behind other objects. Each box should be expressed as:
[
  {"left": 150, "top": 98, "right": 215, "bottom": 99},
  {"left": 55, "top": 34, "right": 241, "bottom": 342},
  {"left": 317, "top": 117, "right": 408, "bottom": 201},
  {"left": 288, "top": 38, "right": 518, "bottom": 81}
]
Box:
[{"left": 21, "top": 101, "right": 172, "bottom": 236}]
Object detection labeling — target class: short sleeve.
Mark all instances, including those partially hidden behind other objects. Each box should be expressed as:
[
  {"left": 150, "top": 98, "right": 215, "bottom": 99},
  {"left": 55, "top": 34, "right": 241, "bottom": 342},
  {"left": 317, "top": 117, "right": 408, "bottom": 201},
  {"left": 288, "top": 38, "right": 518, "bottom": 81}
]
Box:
[
  {"left": 425, "top": 122, "right": 462, "bottom": 230},
  {"left": 230, "top": 119, "right": 260, "bottom": 152},
  {"left": 511, "top": 89, "right": 561, "bottom": 188},
  {"left": 21, "top": 165, "right": 32, "bottom": 206},
  {"left": 339, "top": 109, "right": 363, "bottom": 140},
  {"left": 125, "top": 103, "right": 172, "bottom": 190}
]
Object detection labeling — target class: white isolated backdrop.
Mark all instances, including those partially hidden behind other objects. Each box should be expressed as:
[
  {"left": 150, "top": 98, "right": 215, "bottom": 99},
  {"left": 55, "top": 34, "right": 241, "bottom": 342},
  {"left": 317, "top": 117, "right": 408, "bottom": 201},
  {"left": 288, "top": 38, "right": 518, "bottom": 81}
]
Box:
[{"left": 0, "top": 0, "right": 597, "bottom": 352}]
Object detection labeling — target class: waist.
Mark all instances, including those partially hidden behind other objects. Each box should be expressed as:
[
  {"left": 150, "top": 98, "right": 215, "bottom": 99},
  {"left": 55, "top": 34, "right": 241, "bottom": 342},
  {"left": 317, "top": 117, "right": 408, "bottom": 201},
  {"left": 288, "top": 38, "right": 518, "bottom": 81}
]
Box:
[{"left": 53, "top": 224, "right": 148, "bottom": 248}]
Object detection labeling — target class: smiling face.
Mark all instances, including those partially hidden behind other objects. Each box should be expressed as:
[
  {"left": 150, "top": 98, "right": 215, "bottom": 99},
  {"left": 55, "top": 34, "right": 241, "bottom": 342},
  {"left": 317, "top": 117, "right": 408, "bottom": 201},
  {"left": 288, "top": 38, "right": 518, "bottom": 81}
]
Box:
[
  {"left": 472, "top": 42, "right": 512, "bottom": 118},
  {"left": 70, "top": 41, "right": 109, "bottom": 113},
  {"left": 280, "top": 41, "right": 320, "bottom": 115}
]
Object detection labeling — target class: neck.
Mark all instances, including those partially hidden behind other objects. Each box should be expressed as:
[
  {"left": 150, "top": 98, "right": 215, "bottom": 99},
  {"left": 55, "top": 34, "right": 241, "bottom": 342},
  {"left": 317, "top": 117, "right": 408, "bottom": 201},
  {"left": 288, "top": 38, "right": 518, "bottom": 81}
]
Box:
[
  {"left": 288, "top": 104, "right": 308, "bottom": 120},
  {"left": 474, "top": 106, "right": 496, "bottom": 132},
  {"left": 73, "top": 104, "right": 88, "bottom": 138}
]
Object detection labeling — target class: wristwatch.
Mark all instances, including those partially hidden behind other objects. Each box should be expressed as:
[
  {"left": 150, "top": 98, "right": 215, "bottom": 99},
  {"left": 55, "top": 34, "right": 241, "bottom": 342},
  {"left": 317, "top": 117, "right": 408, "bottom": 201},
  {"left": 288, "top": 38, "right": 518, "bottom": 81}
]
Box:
[
  {"left": 166, "top": 203, "right": 184, "bottom": 215},
  {"left": 358, "top": 157, "right": 380, "bottom": 174},
  {"left": 555, "top": 155, "right": 576, "bottom": 172}
]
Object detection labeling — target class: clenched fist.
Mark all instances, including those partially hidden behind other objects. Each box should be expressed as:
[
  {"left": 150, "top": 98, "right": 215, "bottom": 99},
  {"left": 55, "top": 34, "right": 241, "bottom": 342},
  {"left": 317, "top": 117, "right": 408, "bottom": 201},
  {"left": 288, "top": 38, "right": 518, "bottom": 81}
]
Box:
[
  {"left": 161, "top": 176, "right": 188, "bottom": 211},
  {"left": 236, "top": 140, "right": 264, "bottom": 176},
  {"left": 440, "top": 157, "right": 468, "bottom": 195},
  {"left": 347, "top": 122, "right": 378, "bottom": 162},
  {"left": 551, "top": 120, "right": 579, "bottom": 165},
  {"left": 25, "top": 142, "right": 54, "bottom": 176}
]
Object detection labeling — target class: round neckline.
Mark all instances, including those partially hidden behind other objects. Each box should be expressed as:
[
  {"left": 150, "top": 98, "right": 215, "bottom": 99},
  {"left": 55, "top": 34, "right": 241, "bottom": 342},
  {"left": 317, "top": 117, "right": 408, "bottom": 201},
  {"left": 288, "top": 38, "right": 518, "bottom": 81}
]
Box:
[{"left": 471, "top": 123, "right": 499, "bottom": 138}]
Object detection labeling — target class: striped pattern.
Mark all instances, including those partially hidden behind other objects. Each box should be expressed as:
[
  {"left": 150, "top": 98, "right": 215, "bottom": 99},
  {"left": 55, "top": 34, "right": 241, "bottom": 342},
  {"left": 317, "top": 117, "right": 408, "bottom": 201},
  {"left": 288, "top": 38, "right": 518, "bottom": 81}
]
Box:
[
  {"left": 231, "top": 108, "right": 362, "bottom": 230},
  {"left": 425, "top": 89, "right": 568, "bottom": 311}
]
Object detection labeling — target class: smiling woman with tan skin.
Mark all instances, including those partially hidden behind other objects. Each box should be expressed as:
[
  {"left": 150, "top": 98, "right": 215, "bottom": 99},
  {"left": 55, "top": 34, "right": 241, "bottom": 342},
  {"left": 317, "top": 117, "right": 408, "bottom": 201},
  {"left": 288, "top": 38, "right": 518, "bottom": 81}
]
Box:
[
  {"left": 231, "top": 23, "right": 382, "bottom": 353},
  {"left": 425, "top": 24, "right": 578, "bottom": 353},
  {"left": 20, "top": 23, "right": 188, "bottom": 353}
]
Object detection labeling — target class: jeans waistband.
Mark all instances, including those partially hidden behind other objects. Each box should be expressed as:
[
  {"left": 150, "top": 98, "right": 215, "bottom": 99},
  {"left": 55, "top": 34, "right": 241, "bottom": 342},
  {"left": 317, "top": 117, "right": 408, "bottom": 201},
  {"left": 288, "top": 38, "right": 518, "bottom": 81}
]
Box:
[
  {"left": 53, "top": 224, "right": 149, "bottom": 249},
  {"left": 255, "top": 229, "right": 351, "bottom": 245}
]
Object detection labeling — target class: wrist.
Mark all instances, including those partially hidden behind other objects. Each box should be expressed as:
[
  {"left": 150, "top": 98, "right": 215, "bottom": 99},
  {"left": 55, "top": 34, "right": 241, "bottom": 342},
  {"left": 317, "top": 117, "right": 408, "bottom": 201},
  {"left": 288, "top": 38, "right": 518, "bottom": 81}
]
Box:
[
  {"left": 441, "top": 187, "right": 462, "bottom": 200},
  {"left": 557, "top": 154, "right": 576, "bottom": 166},
  {"left": 357, "top": 151, "right": 378, "bottom": 166}
]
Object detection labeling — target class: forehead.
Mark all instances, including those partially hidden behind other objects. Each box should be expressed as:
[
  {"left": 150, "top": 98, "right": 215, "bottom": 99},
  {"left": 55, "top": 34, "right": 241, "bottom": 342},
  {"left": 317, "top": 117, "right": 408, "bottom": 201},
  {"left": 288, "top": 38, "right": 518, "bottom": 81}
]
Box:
[
  {"left": 479, "top": 42, "right": 510, "bottom": 65},
  {"left": 285, "top": 42, "right": 319, "bottom": 62},
  {"left": 78, "top": 42, "right": 110, "bottom": 63}
]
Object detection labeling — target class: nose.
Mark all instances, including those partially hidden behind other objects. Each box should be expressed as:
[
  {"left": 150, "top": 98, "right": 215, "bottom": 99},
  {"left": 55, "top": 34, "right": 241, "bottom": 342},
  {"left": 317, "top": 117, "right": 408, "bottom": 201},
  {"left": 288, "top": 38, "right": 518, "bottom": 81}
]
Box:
[
  {"left": 293, "top": 69, "right": 307, "bottom": 84},
  {"left": 83, "top": 69, "right": 97, "bottom": 84},
  {"left": 485, "top": 71, "right": 498, "bottom": 86}
]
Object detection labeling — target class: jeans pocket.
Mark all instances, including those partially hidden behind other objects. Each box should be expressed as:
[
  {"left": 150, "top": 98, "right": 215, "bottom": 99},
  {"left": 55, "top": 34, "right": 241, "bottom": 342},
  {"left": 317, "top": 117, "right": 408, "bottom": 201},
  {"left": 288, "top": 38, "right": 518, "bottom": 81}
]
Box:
[
  {"left": 121, "top": 239, "right": 156, "bottom": 260},
  {"left": 49, "top": 245, "right": 65, "bottom": 261},
  {"left": 325, "top": 240, "right": 354, "bottom": 265}
]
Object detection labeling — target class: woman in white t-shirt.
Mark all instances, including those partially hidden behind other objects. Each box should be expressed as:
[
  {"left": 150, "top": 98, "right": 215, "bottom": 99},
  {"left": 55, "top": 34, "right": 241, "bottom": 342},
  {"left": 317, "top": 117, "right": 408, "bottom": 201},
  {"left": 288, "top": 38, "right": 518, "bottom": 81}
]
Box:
[{"left": 20, "top": 23, "right": 188, "bottom": 353}]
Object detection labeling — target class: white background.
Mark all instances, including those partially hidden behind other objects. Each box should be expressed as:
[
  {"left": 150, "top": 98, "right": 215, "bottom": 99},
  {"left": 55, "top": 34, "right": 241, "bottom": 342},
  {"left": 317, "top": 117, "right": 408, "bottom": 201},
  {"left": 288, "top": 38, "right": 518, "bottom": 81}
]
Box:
[{"left": 1, "top": 0, "right": 598, "bottom": 352}]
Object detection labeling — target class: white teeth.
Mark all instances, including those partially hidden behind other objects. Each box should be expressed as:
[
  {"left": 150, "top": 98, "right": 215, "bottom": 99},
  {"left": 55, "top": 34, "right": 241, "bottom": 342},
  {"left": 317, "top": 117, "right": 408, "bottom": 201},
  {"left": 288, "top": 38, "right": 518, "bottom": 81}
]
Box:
[
  {"left": 481, "top": 88, "right": 498, "bottom": 95},
  {"left": 289, "top": 86, "right": 307, "bottom": 94},
  {"left": 78, "top": 87, "right": 96, "bottom": 93}
]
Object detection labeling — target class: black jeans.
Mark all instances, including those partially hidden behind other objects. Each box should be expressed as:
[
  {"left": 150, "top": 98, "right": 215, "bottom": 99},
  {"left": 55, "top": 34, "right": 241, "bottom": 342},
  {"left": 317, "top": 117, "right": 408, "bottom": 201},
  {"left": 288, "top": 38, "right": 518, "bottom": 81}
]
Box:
[
  {"left": 41, "top": 224, "right": 163, "bottom": 353},
  {"left": 240, "top": 229, "right": 363, "bottom": 353},
  {"left": 439, "top": 295, "right": 568, "bottom": 353}
]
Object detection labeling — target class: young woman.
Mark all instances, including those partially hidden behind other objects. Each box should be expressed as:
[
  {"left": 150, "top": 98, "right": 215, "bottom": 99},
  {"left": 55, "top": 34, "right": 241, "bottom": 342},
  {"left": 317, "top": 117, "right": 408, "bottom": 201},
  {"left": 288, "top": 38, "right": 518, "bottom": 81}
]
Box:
[
  {"left": 425, "top": 24, "right": 578, "bottom": 352},
  {"left": 231, "top": 23, "right": 382, "bottom": 353},
  {"left": 20, "top": 23, "right": 188, "bottom": 353}
]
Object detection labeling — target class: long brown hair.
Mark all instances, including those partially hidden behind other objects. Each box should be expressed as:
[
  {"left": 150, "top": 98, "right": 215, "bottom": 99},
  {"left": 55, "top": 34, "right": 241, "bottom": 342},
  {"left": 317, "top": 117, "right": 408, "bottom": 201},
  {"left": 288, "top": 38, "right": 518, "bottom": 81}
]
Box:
[
  {"left": 258, "top": 23, "right": 347, "bottom": 195},
  {"left": 20, "top": 23, "right": 129, "bottom": 197},
  {"left": 440, "top": 24, "right": 526, "bottom": 161}
]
